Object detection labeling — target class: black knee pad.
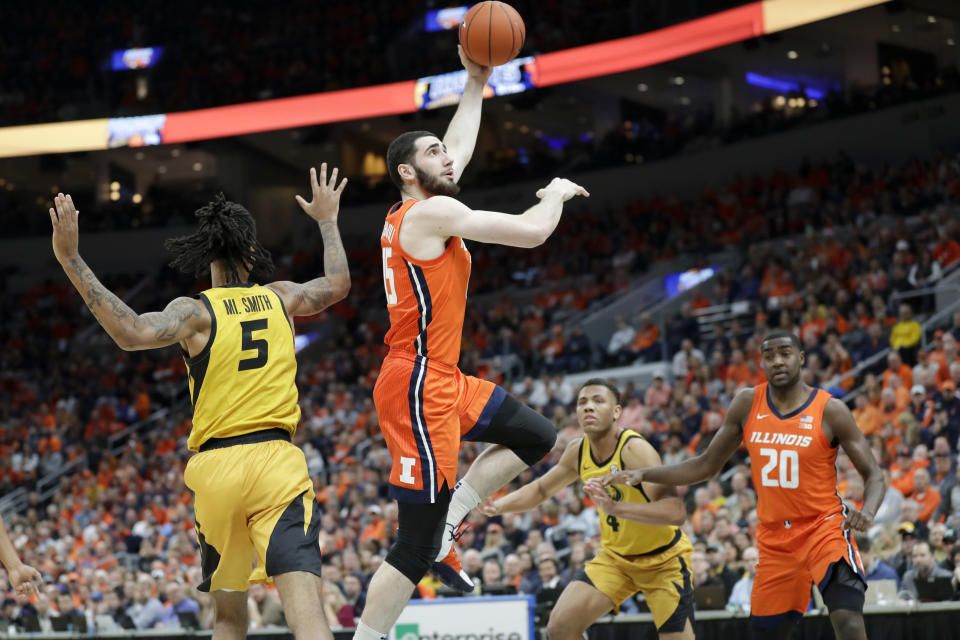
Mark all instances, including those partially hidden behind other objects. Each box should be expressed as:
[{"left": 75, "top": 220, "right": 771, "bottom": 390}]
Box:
[
  {"left": 384, "top": 487, "right": 450, "bottom": 584},
  {"left": 821, "top": 561, "right": 865, "bottom": 613},
  {"left": 480, "top": 394, "right": 557, "bottom": 466}
]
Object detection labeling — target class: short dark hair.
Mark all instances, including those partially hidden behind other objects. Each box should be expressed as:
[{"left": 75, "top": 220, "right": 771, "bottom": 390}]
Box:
[
  {"left": 760, "top": 329, "right": 803, "bottom": 352},
  {"left": 386, "top": 130, "right": 436, "bottom": 191},
  {"left": 579, "top": 378, "right": 621, "bottom": 406}
]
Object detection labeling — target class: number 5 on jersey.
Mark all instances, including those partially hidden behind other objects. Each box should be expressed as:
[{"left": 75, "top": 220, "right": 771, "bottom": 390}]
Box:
[
  {"left": 239, "top": 319, "right": 268, "bottom": 371},
  {"left": 759, "top": 448, "right": 799, "bottom": 489},
  {"left": 383, "top": 247, "right": 398, "bottom": 305}
]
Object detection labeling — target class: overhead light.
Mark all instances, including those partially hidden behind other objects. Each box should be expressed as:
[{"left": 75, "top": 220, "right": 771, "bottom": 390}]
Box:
[
  {"left": 504, "top": 121, "right": 513, "bottom": 129},
  {"left": 132, "top": 193, "right": 143, "bottom": 204},
  {"left": 883, "top": 77, "right": 892, "bottom": 85},
  {"left": 679, "top": 96, "right": 691, "bottom": 105},
  {"left": 809, "top": 99, "right": 818, "bottom": 107},
  {"left": 519, "top": 125, "right": 529, "bottom": 134},
  {"left": 928, "top": 15, "right": 937, "bottom": 24},
  {"left": 796, "top": 97, "right": 806, "bottom": 107},
  {"left": 171, "top": 148, "right": 181, "bottom": 157},
  {"left": 672, "top": 76, "right": 685, "bottom": 86},
  {"left": 157, "top": 165, "right": 167, "bottom": 174},
  {"left": 773, "top": 95, "right": 786, "bottom": 108},
  {"left": 787, "top": 50, "right": 798, "bottom": 60},
  {"left": 50, "top": 186, "right": 58, "bottom": 194},
  {"left": 948, "top": 38, "right": 956, "bottom": 46},
  {"left": 891, "top": 24, "right": 901, "bottom": 33},
  {"left": 0, "top": 178, "right": 5, "bottom": 186},
  {"left": 193, "top": 162, "right": 203, "bottom": 171},
  {"left": 637, "top": 83, "right": 648, "bottom": 92},
  {"left": 109, "top": 191, "right": 120, "bottom": 201},
  {"left": 110, "top": 181, "right": 120, "bottom": 191},
  {"left": 788, "top": 98, "right": 798, "bottom": 108},
  {"left": 135, "top": 151, "right": 145, "bottom": 160}
]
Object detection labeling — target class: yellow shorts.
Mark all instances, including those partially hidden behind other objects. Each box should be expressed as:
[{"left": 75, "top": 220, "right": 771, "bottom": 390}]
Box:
[
  {"left": 184, "top": 433, "right": 323, "bottom": 592},
  {"left": 582, "top": 535, "right": 695, "bottom": 631}
]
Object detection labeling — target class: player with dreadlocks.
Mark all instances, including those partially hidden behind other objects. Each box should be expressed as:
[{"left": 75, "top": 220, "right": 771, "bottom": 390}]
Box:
[{"left": 48, "top": 165, "right": 350, "bottom": 640}]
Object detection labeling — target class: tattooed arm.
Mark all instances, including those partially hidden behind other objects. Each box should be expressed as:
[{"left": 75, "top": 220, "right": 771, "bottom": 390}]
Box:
[
  {"left": 49, "top": 193, "right": 208, "bottom": 351},
  {"left": 267, "top": 164, "right": 351, "bottom": 318}
]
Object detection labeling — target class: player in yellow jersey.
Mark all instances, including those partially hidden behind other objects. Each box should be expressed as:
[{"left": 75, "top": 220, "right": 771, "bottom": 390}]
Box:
[
  {"left": 47, "top": 164, "right": 350, "bottom": 640},
  {"left": 480, "top": 379, "right": 695, "bottom": 639}
]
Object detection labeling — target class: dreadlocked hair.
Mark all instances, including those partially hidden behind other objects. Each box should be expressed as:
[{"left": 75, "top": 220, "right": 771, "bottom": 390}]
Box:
[{"left": 164, "top": 193, "right": 275, "bottom": 284}]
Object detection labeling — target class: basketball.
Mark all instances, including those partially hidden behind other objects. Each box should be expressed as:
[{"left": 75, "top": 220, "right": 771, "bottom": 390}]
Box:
[{"left": 459, "top": 1, "right": 525, "bottom": 67}]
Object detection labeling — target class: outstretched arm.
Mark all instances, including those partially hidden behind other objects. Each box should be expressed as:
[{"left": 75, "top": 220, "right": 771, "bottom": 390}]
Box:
[
  {"left": 584, "top": 437, "right": 686, "bottom": 526},
  {"left": 443, "top": 46, "right": 493, "bottom": 183},
  {"left": 592, "top": 389, "right": 753, "bottom": 489},
  {"left": 49, "top": 194, "right": 207, "bottom": 351},
  {"left": 408, "top": 177, "right": 589, "bottom": 248},
  {"left": 826, "top": 398, "right": 885, "bottom": 531},
  {"left": 479, "top": 439, "right": 581, "bottom": 516},
  {"left": 267, "top": 164, "right": 351, "bottom": 318}
]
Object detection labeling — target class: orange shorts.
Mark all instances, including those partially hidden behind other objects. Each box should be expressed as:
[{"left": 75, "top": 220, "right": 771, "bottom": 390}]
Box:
[
  {"left": 752, "top": 512, "right": 865, "bottom": 627},
  {"left": 373, "top": 351, "right": 506, "bottom": 503}
]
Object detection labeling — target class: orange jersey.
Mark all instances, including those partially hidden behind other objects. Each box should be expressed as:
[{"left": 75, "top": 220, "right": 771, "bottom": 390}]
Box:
[
  {"left": 381, "top": 199, "right": 472, "bottom": 366},
  {"left": 743, "top": 383, "right": 842, "bottom": 525}
]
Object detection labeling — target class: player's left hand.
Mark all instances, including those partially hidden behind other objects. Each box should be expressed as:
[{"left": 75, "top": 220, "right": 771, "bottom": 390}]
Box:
[
  {"left": 49, "top": 193, "right": 81, "bottom": 263},
  {"left": 583, "top": 482, "right": 615, "bottom": 514},
  {"left": 8, "top": 562, "right": 41, "bottom": 598},
  {"left": 458, "top": 45, "right": 493, "bottom": 84},
  {"left": 843, "top": 509, "right": 873, "bottom": 532}
]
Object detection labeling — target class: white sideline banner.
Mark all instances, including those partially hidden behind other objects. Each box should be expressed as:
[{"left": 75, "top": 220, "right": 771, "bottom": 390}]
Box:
[{"left": 390, "top": 595, "right": 535, "bottom": 640}]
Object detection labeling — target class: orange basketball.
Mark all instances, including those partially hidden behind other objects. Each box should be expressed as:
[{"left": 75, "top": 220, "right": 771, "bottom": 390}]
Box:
[{"left": 459, "top": 1, "right": 525, "bottom": 67}]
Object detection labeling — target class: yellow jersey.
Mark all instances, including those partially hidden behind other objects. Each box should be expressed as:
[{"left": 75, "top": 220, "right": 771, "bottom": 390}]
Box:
[
  {"left": 184, "top": 283, "right": 300, "bottom": 451},
  {"left": 579, "top": 429, "right": 681, "bottom": 556}
]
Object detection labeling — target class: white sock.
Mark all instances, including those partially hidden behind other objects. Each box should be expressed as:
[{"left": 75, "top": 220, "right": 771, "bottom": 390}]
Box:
[
  {"left": 353, "top": 621, "right": 387, "bottom": 640},
  {"left": 446, "top": 480, "right": 482, "bottom": 529}
]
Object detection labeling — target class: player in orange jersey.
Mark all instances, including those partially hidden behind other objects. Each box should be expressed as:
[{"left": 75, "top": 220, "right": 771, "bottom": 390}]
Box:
[
  {"left": 593, "top": 329, "right": 884, "bottom": 640},
  {"left": 353, "top": 46, "right": 588, "bottom": 640}
]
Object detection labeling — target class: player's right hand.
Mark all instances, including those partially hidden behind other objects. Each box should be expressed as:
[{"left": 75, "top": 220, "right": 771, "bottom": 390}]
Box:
[
  {"left": 594, "top": 468, "right": 645, "bottom": 488},
  {"left": 536, "top": 177, "right": 589, "bottom": 202},
  {"left": 478, "top": 497, "right": 500, "bottom": 516},
  {"left": 295, "top": 163, "right": 347, "bottom": 224}
]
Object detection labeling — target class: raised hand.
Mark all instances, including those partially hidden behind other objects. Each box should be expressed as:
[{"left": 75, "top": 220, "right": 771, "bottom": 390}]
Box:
[
  {"left": 49, "top": 193, "right": 81, "bottom": 263},
  {"left": 295, "top": 164, "right": 348, "bottom": 224},
  {"left": 458, "top": 44, "right": 493, "bottom": 84},
  {"left": 536, "top": 177, "right": 590, "bottom": 202}
]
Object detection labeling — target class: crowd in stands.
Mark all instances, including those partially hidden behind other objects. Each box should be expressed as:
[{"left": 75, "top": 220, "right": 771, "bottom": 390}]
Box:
[{"left": 2, "top": 144, "right": 960, "bottom": 631}]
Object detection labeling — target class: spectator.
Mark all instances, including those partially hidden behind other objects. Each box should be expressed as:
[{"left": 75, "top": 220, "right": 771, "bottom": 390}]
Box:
[
  {"left": 341, "top": 574, "right": 366, "bottom": 619},
  {"left": 914, "top": 350, "right": 940, "bottom": 391},
  {"left": 933, "top": 228, "right": 960, "bottom": 270},
  {"left": 672, "top": 339, "right": 704, "bottom": 381},
  {"left": 883, "top": 351, "right": 914, "bottom": 391},
  {"left": 888, "top": 522, "right": 920, "bottom": 579},
  {"left": 852, "top": 394, "right": 881, "bottom": 436},
  {"left": 901, "top": 542, "right": 954, "bottom": 601},
  {"left": 481, "top": 559, "right": 504, "bottom": 590},
  {"left": 706, "top": 543, "right": 739, "bottom": 599},
  {"left": 502, "top": 554, "right": 524, "bottom": 593},
  {"left": 606, "top": 316, "right": 636, "bottom": 364},
  {"left": 629, "top": 314, "right": 661, "bottom": 362},
  {"left": 321, "top": 581, "right": 354, "bottom": 628},
  {"left": 933, "top": 457, "right": 960, "bottom": 526},
  {"left": 856, "top": 534, "right": 899, "bottom": 590},
  {"left": 126, "top": 579, "right": 165, "bottom": 630},
  {"left": 690, "top": 551, "right": 722, "bottom": 589},
  {"left": 618, "top": 393, "right": 647, "bottom": 432},
  {"left": 248, "top": 583, "right": 284, "bottom": 629},
  {"left": 534, "top": 558, "right": 564, "bottom": 593},
  {"left": 644, "top": 372, "right": 673, "bottom": 411},
  {"left": 159, "top": 582, "right": 200, "bottom": 628},
  {"left": 727, "top": 546, "right": 758, "bottom": 613}
]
